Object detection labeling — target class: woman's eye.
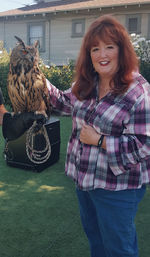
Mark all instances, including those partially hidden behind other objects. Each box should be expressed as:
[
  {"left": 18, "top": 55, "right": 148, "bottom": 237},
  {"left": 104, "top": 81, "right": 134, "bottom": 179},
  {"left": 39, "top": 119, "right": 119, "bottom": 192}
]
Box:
[
  {"left": 91, "top": 47, "right": 99, "bottom": 52},
  {"left": 107, "top": 45, "right": 114, "bottom": 49}
]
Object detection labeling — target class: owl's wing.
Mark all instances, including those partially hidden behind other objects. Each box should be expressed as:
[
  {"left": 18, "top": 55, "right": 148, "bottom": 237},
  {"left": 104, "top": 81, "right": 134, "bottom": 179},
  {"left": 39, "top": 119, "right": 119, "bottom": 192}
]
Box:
[
  {"left": 7, "top": 73, "right": 27, "bottom": 113},
  {"left": 26, "top": 72, "right": 51, "bottom": 117}
]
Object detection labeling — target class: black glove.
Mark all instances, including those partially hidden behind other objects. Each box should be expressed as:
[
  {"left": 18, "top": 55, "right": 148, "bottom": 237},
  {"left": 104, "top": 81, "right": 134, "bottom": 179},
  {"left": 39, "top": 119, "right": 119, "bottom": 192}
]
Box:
[{"left": 2, "top": 112, "right": 46, "bottom": 141}]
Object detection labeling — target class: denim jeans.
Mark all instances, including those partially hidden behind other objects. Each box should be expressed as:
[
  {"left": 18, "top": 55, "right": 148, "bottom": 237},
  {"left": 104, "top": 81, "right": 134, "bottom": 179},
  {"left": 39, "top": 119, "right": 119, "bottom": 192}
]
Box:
[{"left": 76, "top": 186, "right": 146, "bottom": 257}]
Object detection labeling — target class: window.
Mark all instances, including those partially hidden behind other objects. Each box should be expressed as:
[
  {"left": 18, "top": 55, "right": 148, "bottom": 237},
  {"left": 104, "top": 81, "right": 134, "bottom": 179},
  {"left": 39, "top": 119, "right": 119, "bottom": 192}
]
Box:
[
  {"left": 126, "top": 15, "right": 141, "bottom": 34},
  {"left": 72, "top": 19, "right": 85, "bottom": 37},
  {"left": 27, "top": 23, "right": 45, "bottom": 51}
]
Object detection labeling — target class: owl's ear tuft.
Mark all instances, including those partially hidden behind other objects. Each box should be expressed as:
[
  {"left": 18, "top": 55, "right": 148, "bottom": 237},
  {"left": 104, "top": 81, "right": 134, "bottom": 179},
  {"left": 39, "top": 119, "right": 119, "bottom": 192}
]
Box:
[{"left": 14, "top": 36, "right": 25, "bottom": 48}]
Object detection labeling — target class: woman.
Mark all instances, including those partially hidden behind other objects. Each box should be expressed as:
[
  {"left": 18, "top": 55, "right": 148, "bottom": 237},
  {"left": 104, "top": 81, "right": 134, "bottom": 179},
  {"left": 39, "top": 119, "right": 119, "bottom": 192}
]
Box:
[{"left": 46, "top": 15, "right": 150, "bottom": 257}]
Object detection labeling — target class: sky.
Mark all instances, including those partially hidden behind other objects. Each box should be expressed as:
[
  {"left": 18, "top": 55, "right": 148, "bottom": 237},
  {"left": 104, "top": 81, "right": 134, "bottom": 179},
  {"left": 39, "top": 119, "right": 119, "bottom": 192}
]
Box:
[{"left": 0, "top": 0, "right": 35, "bottom": 12}]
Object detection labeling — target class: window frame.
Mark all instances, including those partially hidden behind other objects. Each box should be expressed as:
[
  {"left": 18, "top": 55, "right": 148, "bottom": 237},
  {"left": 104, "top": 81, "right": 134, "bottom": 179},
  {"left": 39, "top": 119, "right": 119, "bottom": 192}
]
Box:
[
  {"left": 71, "top": 19, "right": 85, "bottom": 38},
  {"left": 126, "top": 14, "right": 141, "bottom": 34},
  {"left": 27, "top": 22, "right": 45, "bottom": 52}
]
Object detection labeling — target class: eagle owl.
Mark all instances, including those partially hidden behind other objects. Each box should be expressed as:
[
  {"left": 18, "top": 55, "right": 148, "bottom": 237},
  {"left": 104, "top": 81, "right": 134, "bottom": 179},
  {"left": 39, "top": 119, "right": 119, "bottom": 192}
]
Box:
[{"left": 7, "top": 36, "right": 51, "bottom": 118}]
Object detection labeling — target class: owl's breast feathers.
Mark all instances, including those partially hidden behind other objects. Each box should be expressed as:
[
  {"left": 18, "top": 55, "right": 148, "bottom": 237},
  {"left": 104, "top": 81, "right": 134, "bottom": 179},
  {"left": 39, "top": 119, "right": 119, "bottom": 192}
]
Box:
[{"left": 8, "top": 64, "right": 51, "bottom": 117}]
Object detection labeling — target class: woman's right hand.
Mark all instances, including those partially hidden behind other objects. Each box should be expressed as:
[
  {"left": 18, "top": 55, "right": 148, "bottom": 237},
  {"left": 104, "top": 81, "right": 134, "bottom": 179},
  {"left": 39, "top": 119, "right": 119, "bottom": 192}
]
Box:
[{"left": 80, "top": 124, "right": 106, "bottom": 149}]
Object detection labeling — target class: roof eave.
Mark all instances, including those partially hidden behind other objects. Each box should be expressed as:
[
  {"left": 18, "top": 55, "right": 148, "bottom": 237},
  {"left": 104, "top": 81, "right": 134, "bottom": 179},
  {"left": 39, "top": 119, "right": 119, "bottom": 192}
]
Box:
[{"left": 0, "top": 2, "right": 149, "bottom": 19}]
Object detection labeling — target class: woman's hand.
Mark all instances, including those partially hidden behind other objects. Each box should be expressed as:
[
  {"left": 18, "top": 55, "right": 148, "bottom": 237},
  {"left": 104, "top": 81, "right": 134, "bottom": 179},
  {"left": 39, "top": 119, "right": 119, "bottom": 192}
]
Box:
[{"left": 80, "top": 124, "right": 106, "bottom": 149}]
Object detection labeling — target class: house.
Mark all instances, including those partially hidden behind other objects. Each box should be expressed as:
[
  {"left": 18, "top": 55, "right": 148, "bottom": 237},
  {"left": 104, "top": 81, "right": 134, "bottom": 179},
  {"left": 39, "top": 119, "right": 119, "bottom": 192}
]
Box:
[{"left": 0, "top": 0, "right": 150, "bottom": 66}]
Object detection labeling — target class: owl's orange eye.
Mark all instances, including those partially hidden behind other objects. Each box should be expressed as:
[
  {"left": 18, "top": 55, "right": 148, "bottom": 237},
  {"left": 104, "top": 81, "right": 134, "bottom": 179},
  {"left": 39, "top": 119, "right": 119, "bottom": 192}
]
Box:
[{"left": 22, "top": 50, "right": 28, "bottom": 55}]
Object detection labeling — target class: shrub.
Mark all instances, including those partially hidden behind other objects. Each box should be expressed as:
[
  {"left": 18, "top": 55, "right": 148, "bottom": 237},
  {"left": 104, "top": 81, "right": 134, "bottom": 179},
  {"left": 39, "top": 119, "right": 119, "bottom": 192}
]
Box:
[
  {"left": 0, "top": 41, "right": 10, "bottom": 106},
  {"left": 131, "top": 34, "right": 150, "bottom": 82},
  {"left": 40, "top": 60, "right": 74, "bottom": 91}
]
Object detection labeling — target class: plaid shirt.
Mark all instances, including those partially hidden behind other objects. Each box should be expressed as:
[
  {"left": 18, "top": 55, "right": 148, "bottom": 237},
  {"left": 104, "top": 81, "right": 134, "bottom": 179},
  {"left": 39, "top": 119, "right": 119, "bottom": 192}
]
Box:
[{"left": 47, "top": 73, "right": 150, "bottom": 191}]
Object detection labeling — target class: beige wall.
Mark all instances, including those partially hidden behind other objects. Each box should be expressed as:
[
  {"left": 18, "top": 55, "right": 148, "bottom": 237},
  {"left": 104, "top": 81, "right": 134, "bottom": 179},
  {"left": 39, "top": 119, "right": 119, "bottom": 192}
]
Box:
[
  {"left": 50, "top": 16, "right": 83, "bottom": 65},
  {"left": 0, "top": 21, "right": 27, "bottom": 51}
]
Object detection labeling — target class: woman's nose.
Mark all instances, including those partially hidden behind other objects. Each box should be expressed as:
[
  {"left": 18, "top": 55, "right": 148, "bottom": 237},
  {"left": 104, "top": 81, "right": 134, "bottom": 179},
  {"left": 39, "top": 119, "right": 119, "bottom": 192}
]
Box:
[{"left": 99, "top": 48, "right": 106, "bottom": 57}]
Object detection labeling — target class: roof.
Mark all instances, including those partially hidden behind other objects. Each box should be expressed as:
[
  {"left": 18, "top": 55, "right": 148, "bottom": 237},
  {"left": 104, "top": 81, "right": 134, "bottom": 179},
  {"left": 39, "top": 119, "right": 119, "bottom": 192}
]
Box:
[{"left": 0, "top": 0, "right": 150, "bottom": 17}]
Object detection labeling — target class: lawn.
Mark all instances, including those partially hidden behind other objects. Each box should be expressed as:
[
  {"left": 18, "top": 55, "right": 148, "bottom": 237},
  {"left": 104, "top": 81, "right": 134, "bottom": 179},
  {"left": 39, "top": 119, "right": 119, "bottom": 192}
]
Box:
[{"left": 0, "top": 116, "right": 150, "bottom": 257}]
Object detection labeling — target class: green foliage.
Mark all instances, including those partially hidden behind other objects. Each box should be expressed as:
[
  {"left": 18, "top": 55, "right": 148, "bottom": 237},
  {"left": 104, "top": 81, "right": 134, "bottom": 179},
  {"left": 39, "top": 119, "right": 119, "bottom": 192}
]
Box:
[
  {"left": 131, "top": 34, "right": 150, "bottom": 83},
  {"left": 0, "top": 41, "right": 11, "bottom": 106},
  {"left": 40, "top": 60, "right": 74, "bottom": 91},
  {"left": 140, "top": 61, "right": 150, "bottom": 83}
]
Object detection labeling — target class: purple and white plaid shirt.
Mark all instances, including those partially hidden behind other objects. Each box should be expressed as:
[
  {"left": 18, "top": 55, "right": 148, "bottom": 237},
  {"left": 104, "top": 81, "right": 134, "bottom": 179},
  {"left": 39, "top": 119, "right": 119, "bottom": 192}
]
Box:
[{"left": 47, "top": 72, "right": 150, "bottom": 191}]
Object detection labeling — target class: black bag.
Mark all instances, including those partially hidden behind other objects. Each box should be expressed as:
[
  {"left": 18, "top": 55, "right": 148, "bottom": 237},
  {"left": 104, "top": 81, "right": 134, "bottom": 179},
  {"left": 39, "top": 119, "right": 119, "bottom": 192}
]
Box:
[{"left": 4, "top": 116, "right": 60, "bottom": 172}]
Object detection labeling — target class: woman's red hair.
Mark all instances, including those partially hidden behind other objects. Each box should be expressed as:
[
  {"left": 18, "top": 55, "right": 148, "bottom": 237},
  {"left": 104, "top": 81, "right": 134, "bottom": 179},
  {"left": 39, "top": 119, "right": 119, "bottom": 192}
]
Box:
[{"left": 72, "top": 15, "right": 139, "bottom": 100}]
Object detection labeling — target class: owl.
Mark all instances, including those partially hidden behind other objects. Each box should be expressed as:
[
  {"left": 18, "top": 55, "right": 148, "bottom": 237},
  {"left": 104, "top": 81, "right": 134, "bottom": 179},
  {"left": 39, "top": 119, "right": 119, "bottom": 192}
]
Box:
[{"left": 7, "top": 36, "right": 51, "bottom": 118}]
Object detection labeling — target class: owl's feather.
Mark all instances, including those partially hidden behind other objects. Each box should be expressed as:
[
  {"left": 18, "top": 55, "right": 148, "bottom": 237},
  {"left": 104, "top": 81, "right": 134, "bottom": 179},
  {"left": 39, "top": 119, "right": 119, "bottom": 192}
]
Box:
[{"left": 7, "top": 36, "right": 51, "bottom": 117}]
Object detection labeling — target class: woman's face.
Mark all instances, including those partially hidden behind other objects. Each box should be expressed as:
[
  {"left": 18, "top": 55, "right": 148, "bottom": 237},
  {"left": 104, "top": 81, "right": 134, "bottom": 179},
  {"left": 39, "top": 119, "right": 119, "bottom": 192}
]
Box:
[{"left": 90, "top": 39, "right": 119, "bottom": 80}]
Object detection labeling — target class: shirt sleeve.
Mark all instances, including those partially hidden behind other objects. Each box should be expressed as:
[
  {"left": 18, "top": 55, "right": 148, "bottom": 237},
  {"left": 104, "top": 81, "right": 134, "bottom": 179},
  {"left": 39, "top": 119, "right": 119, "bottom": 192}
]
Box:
[
  {"left": 106, "top": 92, "right": 150, "bottom": 176},
  {"left": 46, "top": 79, "right": 76, "bottom": 115},
  {"left": 0, "top": 88, "right": 4, "bottom": 105}
]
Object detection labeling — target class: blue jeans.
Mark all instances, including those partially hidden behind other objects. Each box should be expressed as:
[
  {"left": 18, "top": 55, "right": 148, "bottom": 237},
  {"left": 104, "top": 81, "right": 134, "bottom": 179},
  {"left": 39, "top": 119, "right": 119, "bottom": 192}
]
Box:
[{"left": 76, "top": 186, "right": 146, "bottom": 257}]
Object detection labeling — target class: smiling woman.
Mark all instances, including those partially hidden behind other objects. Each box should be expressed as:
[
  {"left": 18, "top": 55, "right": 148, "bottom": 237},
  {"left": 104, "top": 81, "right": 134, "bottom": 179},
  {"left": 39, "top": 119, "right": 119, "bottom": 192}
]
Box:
[{"left": 45, "top": 15, "right": 150, "bottom": 257}]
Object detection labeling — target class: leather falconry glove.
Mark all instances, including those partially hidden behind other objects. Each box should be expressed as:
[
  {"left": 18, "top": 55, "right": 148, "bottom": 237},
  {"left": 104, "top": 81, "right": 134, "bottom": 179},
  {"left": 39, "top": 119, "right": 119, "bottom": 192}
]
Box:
[{"left": 2, "top": 112, "right": 46, "bottom": 141}]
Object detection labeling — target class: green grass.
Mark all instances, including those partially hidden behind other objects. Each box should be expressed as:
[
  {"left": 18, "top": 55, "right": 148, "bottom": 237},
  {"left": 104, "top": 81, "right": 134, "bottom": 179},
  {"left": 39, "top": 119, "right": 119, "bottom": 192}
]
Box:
[
  {"left": 0, "top": 116, "right": 150, "bottom": 257},
  {"left": 0, "top": 117, "right": 90, "bottom": 257}
]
